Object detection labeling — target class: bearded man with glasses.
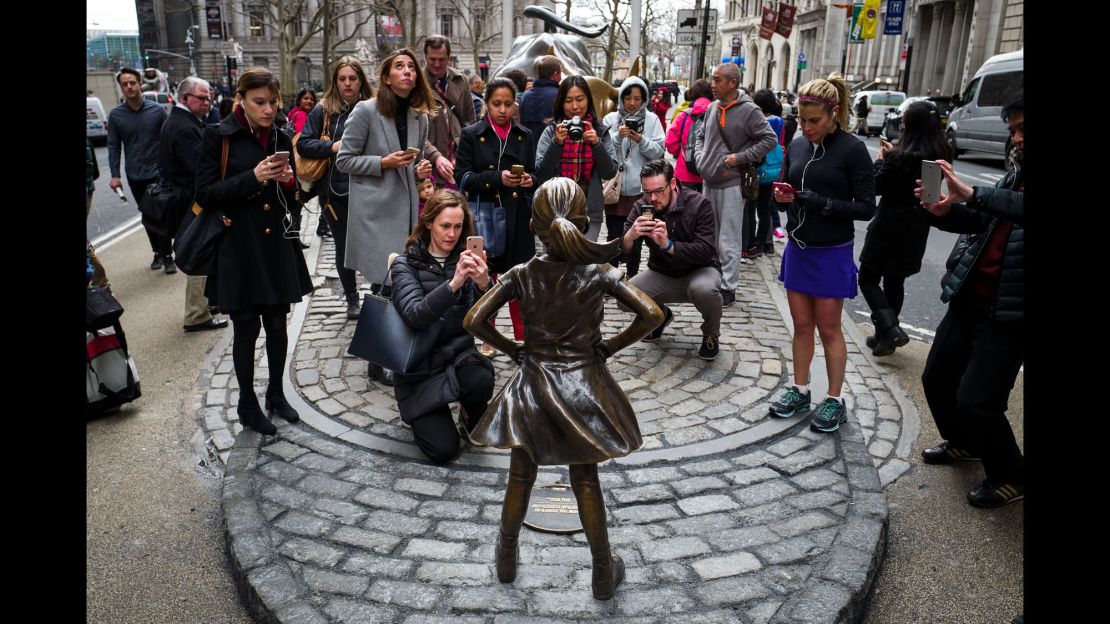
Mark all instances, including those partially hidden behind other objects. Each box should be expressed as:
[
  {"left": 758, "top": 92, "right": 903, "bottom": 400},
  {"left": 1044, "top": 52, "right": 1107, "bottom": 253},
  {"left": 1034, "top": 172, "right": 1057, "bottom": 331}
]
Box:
[{"left": 620, "top": 159, "right": 723, "bottom": 360}]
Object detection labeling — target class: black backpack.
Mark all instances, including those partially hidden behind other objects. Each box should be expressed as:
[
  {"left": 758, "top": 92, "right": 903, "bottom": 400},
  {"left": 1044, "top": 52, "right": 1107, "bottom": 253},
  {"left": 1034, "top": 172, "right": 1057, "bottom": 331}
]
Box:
[{"left": 681, "top": 110, "right": 706, "bottom": 176}]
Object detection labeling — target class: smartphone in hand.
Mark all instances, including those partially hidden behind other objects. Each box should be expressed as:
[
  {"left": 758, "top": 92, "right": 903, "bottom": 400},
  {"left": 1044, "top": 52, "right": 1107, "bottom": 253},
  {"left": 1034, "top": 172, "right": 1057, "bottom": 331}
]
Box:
[
  {"left": 511, "top": 164, "right": 524, "bottom": 176},
  {"left": 772, "top": 181, "right": 796, "bottom": 197},
  {"left": 920, "top": 160, "right": 943, "bottom": 203},
  {"left": 403, "top": 147, "right": 421, "bottom": 157},
  {"left": 466, "top": 236, "right": 484, "bottom": 254},
  {"left": 273, "top": 150, "right": 290, "bottom": 163}
]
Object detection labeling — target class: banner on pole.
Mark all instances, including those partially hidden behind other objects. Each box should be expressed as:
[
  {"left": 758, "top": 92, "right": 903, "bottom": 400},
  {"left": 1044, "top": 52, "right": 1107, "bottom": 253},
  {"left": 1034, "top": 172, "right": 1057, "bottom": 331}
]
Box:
[
  {"left": 760, "top": 7, "right": 779, "bottom": 41},
  {"left": 861, "top": 0, "right": 881, "bottom": 39},
  {"left": 205, "top": 1, "right": 222, "bottom": 39},
  {"left": 884, "top": 0, "right": 906, "bottom": 35},
  {"left": 849, "top": 3, "right": 865, "bottom": 44},
  {"left": 776, "top": 2, "right": 797, "bottom": 38}
]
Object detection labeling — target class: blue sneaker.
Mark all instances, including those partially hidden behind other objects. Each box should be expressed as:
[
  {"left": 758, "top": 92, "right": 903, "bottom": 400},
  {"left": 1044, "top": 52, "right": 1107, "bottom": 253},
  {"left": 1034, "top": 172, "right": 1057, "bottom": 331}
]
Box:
[
  {"left": 769, "top": 386, "right": 812, "bottom": 417},
  {"left": 810, "top": 398, "right": 848, "bottom": 433}
]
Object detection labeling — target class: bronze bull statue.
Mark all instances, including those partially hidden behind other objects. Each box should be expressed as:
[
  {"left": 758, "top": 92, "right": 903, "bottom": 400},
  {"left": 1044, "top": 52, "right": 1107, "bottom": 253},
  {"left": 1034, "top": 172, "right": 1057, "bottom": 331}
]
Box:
[{"left": 494, "top": 5, "right": 642, "bottom": 118}]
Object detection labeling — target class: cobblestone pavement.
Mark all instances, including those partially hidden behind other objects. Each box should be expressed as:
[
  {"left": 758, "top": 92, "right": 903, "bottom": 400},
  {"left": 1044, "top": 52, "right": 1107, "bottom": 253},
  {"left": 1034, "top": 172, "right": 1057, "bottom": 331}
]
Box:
[{"left": 198, "top": 209, "right": 920, "bottom": 623}]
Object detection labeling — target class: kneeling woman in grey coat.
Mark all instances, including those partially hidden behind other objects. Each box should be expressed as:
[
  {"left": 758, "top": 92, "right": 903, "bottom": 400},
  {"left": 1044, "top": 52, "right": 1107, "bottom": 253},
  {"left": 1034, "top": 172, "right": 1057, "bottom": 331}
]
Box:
[{"left": 390, "top": 190, "right": 496, "bottom": 463}]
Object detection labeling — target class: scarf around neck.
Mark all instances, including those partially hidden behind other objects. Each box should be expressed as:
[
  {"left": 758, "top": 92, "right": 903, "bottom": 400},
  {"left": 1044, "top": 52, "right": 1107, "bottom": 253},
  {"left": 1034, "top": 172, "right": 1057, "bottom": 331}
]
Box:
[{"left": 559, "top": 112, "right": 596, "bottom": 186}]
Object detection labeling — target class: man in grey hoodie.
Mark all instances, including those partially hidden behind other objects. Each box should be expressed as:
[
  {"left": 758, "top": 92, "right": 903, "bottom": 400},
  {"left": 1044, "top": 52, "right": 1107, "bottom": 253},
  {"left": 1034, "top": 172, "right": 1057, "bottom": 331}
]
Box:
[{"left": 693, "top": 63, "right": 777, "bottom": 307}]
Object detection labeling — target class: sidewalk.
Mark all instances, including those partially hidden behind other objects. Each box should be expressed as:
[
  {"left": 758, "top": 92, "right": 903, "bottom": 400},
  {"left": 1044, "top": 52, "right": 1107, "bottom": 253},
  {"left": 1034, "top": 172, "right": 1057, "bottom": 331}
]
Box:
[{"left": 196, "top": 210, "right": 923, "bottom": 623}]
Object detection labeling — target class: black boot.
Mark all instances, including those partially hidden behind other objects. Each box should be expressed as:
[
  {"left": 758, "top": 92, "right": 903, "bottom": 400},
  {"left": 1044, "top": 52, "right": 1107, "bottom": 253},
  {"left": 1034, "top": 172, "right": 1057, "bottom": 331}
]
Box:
[
  {"left": 866, "top": 312, "right": 879, "bottom": 349},
  {"left": 345, "top": 292, "right": 361, "bottom": 320},
  {"left": 238, "top": 395, "right": 276, "bottom": 435},
  {"left": 265, "top": 385, "right": 300, "bottom": 422},
  {"left": 872, "top": 308, "right": 909, "bottom": 356}
]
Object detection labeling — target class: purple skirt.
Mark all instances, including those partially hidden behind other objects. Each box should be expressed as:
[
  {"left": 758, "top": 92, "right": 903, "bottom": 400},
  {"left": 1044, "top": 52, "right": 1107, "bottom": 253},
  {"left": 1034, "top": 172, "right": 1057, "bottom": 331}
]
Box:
[{"left": 778, "top": 240, "right": 858, "bottom": 299}]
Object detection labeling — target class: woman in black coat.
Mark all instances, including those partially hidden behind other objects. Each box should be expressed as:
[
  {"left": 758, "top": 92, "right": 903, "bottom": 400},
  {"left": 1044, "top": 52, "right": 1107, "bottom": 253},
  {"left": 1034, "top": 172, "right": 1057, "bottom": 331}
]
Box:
[
  {"left": 859, "top": 101, "right": 951, "bottom": 356},
  {"left": 295, "top": 56, "right": 374, "bottom": 319},
  {"left": 455, "top": 77, "right": 537, "bottom": 345},
  {"left": 390, "top": 190, "right": 495, "bottom": 464},
  {"left": 194, "top": 68, "right": 314, "bottom": 435}
]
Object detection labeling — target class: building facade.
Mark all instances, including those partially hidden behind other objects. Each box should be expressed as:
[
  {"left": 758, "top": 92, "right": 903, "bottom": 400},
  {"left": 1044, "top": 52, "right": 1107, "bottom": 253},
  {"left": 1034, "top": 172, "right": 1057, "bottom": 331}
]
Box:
[
  {"left": 712, "top": 0, "right": 1023, "bottom": 97},
  {"left": 132, "top": 0, "right": 555, "bottom": 93},
  {"left": 87, "top": 33, "right": 144, "bottom": 71}
]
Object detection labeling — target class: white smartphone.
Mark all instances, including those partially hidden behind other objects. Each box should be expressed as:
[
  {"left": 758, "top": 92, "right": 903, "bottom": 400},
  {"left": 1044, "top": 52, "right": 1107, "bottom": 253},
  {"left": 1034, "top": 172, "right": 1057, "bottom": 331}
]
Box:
[{"left": 920, "top": 160, "right": 942, "bottom": 204}]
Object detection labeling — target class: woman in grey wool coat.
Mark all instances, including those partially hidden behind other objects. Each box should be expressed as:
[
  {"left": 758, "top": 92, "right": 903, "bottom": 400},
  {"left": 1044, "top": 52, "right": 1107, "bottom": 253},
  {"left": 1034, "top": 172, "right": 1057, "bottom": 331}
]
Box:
[{"left": 335, "top": 48, "right": 436, "bottom": 290}]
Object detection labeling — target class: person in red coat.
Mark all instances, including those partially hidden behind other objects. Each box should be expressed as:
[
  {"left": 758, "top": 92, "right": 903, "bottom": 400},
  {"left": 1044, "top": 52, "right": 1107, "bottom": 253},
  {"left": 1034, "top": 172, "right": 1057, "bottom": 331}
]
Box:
[{"left": 651, "top": 87, "right": 670, "bottom": 129}]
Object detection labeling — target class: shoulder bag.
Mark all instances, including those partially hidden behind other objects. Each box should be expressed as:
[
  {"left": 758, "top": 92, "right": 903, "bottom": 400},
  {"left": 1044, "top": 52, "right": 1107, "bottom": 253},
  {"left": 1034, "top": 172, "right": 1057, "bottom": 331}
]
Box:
[
  {"left": 347, "top": 261, "right": 445, "bottom": 375},
  {"left": 602, "top": 132, "right": 629, "bottom": 206},
  {"left": 293, "top": 110, "right": 331, "bottom": 183},
  {"left": 138, "top": 180, "right": 187, "bottom": 238},
  {"left": 173, "top": 137, "right": 231, "bottom": 276},
  {"left": 87, "top": 286, "right": 124, "bottom": 331},
  {"left": 460, "top": 171, "right": 508, "bottom": 257}
]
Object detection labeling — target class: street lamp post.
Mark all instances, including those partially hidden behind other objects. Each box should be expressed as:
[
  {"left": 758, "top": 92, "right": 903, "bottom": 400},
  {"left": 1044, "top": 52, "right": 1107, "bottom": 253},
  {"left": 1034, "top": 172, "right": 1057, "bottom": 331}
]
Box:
[{"left": 185, "top": 25, "right": 199, "bottom": 77}]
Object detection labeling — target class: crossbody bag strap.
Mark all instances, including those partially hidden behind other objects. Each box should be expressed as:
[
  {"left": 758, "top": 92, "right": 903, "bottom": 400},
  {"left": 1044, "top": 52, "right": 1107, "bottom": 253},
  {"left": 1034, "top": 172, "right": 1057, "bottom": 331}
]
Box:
[
  {"left": 220, "top": 136, "right": 229, "bottom": 180},
  {"left": 322, "top": 110, "right": 331, "bottom": 141}
]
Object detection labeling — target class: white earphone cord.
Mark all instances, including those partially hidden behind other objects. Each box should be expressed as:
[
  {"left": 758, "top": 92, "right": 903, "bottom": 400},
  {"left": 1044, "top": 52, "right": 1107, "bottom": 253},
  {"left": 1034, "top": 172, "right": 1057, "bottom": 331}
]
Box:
[{"left": 790, "top": 141, "right": 825, "bottom": 250}]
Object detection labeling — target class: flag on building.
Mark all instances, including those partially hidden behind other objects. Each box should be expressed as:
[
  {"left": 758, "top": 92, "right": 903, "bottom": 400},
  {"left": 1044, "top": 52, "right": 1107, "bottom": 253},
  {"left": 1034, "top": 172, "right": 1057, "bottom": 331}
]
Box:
[
  {"left": 760, "top": 6, "right": 779, "bottom": 41},
  {"left": 776, "top": 2, "right": 797, "bottom": 38},
  {"left": 861, "top": 0, "right": 882, "bottom": 39},
  {"left": 849, "top": 3, "right": 865, "bottom": 44}
]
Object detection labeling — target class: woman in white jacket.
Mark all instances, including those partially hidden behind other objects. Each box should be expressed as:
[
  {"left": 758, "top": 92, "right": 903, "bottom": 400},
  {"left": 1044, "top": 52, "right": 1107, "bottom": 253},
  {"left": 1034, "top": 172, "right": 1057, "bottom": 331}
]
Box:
[{"left": 602, "top": 76, "right": 666, "bottom": 277}]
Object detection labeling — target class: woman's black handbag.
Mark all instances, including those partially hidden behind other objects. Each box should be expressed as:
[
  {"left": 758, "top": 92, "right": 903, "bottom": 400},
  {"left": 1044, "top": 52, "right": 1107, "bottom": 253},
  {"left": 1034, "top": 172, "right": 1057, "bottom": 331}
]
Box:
[
  {"left": 347, "top": 272, "right": 444, "bottom": 375},
  {"left": 173, "top": 137, "right": 230, "bottom": 276},
  {"left": 138, "top": 181, "right": 187, "bottom": 237},
  {"left": 460, "top": 171, "right": 507, "bottom": 256}
]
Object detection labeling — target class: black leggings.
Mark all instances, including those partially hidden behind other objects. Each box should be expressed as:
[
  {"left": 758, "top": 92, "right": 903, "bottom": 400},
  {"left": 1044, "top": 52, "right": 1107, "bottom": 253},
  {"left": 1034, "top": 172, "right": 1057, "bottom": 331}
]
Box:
[
  {"left": 409, "top": 362, "right": 495, "bottom": 464},
  {"left": 858, "top": 263, "right": 906, "bottom": 316},
  {"left": 742, "top": 185, "right": 773, "bottom": 250},
  {"left": 321, "top": 196, "right": 358, "bottom": 298},
  {"left": 232, "top": 311, "right": 288, "bottom": 404}
]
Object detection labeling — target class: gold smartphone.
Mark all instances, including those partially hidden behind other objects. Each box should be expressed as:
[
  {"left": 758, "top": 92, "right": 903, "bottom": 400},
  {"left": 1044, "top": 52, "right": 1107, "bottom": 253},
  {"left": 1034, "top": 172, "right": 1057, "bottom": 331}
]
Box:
[{"left": 511, "top": 164, "right": 524, "bottom": 176}]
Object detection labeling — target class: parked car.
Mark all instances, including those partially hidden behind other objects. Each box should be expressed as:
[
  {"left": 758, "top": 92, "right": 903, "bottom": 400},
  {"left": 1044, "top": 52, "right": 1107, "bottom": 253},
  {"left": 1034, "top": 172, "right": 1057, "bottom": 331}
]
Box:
[
  {"left": 881, "top": 96, "right": 954, "bottom": 142},
  {"left": 142, "top": 91, "right": 175, "bottom": 115},
  {"left": 945, "top": 48, "right": 1023, "bottom": 167},
  {"left": 87, "top": 97, "right": 108, "bottom": 145},
  {"left": 851, "top": 90, "right": 907, "bottom": 137}
]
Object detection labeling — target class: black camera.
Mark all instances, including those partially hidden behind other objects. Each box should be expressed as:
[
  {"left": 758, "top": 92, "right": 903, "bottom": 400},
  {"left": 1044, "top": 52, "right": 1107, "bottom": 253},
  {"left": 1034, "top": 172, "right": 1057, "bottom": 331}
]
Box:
[
  {"left": 623, "top": 117, "right": 644, "bottom": 134},
  {"left": 563, "top": 116, "right": 585, "bottom": 141}
]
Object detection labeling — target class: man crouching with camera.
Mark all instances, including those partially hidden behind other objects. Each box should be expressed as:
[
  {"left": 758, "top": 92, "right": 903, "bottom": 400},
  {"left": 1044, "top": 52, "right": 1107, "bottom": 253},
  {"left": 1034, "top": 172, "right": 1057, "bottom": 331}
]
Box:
[{"left": 620, "top": 159, "right": 723, "bottom": 360}]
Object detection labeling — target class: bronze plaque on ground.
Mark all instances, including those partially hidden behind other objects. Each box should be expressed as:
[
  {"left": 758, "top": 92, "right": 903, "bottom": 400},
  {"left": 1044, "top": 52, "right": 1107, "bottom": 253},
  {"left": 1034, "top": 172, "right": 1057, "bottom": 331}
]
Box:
[{"left": 522, "top": 483, "right": 583, "bottom": 533}]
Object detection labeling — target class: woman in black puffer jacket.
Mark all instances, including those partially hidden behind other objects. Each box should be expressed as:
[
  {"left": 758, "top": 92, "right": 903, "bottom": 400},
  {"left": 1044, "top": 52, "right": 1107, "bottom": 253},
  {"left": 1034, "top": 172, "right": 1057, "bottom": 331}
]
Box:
[{"left": 390, "top": 189, "right": 496, "bottom": 463}]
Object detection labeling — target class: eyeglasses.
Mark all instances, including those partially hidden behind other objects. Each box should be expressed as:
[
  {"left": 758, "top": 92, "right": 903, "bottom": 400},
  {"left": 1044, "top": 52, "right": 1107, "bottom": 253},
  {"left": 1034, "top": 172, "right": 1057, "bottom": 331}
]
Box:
[
  {"left": 642, "top": 185, "right": 670, "bottom": 198},
  {"left": 186, "top": 94, "right": 212, "bottom": 103}
]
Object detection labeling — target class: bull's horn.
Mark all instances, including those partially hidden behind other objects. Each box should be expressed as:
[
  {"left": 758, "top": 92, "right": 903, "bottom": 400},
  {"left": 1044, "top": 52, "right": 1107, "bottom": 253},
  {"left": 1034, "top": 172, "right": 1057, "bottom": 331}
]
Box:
[{"left": 523, "top": 5, "right": 609, "bottom": 38}]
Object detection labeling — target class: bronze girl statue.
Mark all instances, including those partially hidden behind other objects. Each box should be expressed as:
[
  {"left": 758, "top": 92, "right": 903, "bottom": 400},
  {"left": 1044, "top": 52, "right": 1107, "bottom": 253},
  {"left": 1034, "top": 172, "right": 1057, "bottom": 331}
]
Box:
[{"left": 463, "top": 177, "right": 664, "bottom": 600}]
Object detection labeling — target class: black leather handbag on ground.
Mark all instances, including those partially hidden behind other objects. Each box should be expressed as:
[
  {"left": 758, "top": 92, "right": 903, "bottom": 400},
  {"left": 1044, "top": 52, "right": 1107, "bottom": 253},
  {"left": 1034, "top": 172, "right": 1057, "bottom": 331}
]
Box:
[
  {"left": 347, "top": 270, "right": 445, "bottom": 375},
  {"left": 173, "top": 137, "right": 230, "bottom": 275},
  {"left": 138, "top": 181, "right": 187, "bottom": 237}
]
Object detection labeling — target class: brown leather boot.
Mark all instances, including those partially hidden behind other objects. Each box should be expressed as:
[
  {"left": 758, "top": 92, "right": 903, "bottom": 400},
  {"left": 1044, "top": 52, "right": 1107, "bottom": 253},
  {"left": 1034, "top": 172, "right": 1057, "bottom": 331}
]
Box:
[
  {"left": 495, "top": 530, "right": 519, "bottom": 583},
  {"left": 591, "top": 549, "right": 625, "bottom": 600}
]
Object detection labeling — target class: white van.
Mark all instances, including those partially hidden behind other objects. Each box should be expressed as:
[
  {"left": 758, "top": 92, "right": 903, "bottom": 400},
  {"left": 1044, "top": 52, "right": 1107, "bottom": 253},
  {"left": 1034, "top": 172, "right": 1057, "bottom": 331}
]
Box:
[
  {"left": 946, "top": 49, "right": 1023, "bottom": 164},
  {"left": 852, "top": 90, "right": 907, "bottom": 137},
  {"left": 87, "top": 97, "right": 108, "bottom": 144}
]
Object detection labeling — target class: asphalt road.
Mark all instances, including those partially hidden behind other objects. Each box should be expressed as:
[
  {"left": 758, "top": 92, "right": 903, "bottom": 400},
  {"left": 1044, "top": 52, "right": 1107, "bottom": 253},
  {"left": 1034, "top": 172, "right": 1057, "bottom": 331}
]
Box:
[
  {"left": 86, "top": 230, "right": 251, "bottom": 623},
  {"left": 88, "top": 144, "right": 144, "bottom": 249}
]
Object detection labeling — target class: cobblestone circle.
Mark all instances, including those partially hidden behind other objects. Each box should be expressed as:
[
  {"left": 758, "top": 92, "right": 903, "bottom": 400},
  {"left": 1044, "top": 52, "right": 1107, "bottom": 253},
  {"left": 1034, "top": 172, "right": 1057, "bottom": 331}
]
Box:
[{"left": 194, "top": 203, "right": 919, "bottom": 622}]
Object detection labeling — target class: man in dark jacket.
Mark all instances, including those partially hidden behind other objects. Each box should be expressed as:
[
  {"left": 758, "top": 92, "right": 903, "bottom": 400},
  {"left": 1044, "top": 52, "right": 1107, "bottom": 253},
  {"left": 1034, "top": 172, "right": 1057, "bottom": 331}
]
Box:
[
  {"left": 519, "top": 55, "right": 562, "bottom": 155},
  {"left": 621, "top": 160, "right": 722, "bottom": 360},
  {"left": 108, "top": 67, "right": 169, "bottom": 270},
  {"left": 159, "top": 77, "right": 227, "bottom": 332},
  {"left": 423, "top": 35, "right": 476, "bottom": 185},
  {"left": 917, "top": 93, "right": 1024, "bottom": 508}
]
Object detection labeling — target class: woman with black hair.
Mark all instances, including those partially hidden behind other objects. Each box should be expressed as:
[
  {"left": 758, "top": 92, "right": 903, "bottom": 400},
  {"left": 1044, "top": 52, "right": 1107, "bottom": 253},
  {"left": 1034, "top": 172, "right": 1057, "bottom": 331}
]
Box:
[
  {"left": 860, "top": 101, "right": 951, "bottom": 355},
  {"left": 535, "top": 75, "right": 618, "bottom": 241}
]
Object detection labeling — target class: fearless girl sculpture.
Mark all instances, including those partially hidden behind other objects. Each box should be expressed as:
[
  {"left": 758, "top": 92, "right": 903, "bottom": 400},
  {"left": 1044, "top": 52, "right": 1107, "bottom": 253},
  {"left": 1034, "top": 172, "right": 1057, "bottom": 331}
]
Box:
[{"left": 463, "top": 177, "right": 663, "bottom": 600}]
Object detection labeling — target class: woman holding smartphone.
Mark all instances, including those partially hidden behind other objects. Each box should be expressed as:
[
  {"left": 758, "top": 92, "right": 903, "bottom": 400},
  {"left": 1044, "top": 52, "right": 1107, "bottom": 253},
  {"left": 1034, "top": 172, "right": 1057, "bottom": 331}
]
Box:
[
  {"left": 194, "top": 67, "right": 314, "bottom": 435},
  {"left": 860, "top": 101, "right": 950, "bottom": 356},
  {"left": 296, "top": 56, "right": 374, "bottom": 319},
  {"left": 335, "top": 48, "right": 435, "bottom": 316},
  {"left": 769, "top": 73, "right": 875, "bottom": 434},
  {"left": 390, "top": 190, "right": 495, "bottom": 463},
  {"left": 535, "top": 75, "right": 618, "bottom": 241},
  {"left": 455, "top": 77, "right": 537, "bottom": 349}
]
